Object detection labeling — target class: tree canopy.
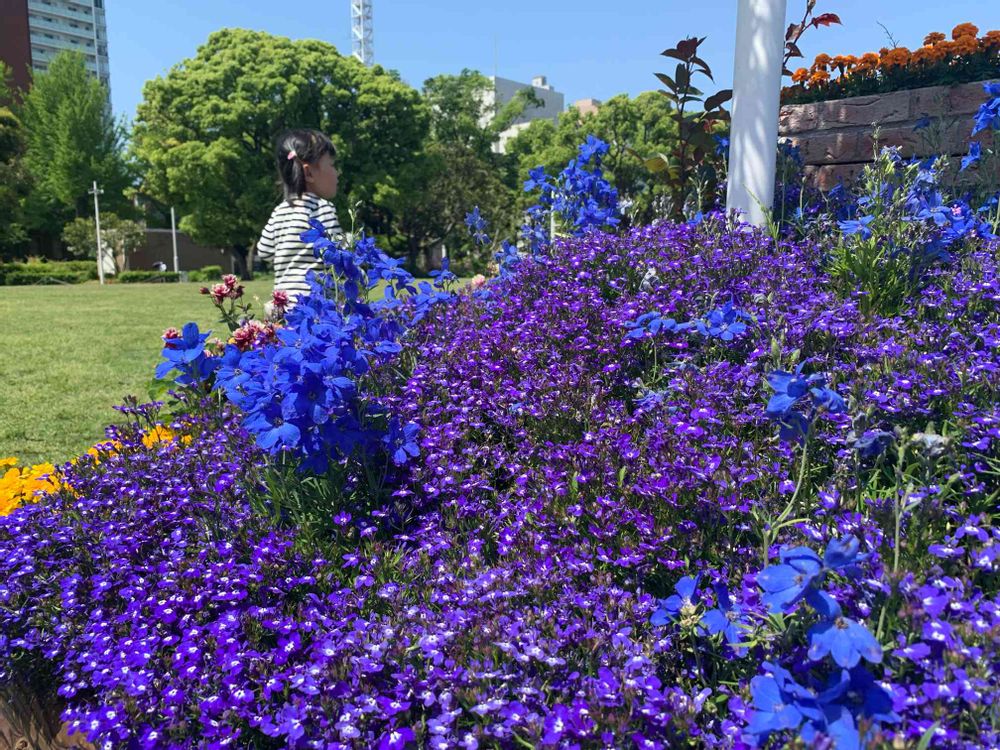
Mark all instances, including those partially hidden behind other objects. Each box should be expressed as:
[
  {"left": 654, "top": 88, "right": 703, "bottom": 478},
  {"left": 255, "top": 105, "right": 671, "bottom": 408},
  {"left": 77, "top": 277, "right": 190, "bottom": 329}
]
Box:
[
  {"left": 131, "top": 29, "right": 428, "bottom": 277},
  {"left": 20, "top": 52, "right": 131, "bottom": 237}
]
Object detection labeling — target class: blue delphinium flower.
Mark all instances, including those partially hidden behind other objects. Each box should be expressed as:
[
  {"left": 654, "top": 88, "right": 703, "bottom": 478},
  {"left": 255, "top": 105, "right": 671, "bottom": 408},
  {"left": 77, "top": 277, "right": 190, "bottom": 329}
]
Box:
[
  {"left": 696, "top": 300, "right": 751, "bottom": 341},
  {"left": 701, "top": 584, "right": 750, "bottom": 650},
  {"left": 624, "top": 312, "right": 690, "bottom": 339},
  {"left": 838, "top": 215, "right": 875, "bottom": 239},
  {"left": 465, "top": 206, "right": 490, "bottom": 245},
  {"left": 651, "top": 575, "right": 700, "bottom": 625},
  {"left": 156, "top": 322, "right": 219, "bottom": 386},
  {"left": 807, "top": 597, "right": 883, "bottom": 668},
  {"left": 765, "top": 365, "right": 846, "bottom": 442},
  {"left": 961, "top": 141, "right": 982, "bottom": 172},
  {"left": 972, "top": 83, "right": 1000, "bottom": 135},
  {"left": 758, "top": 546, "right": 823, "bottom": 613},
  {"left": 746, "top": 663, "right": 823, "bottom": 740},
  {"left": 853, "top": 429, "right": 894, "bottom": 458}
]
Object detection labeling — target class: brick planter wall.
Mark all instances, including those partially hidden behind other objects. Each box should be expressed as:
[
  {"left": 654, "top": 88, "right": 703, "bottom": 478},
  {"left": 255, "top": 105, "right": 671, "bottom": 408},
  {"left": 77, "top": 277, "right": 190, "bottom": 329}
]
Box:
[{"left": 778, "top": 80, "right": 998, "bottom": 190}]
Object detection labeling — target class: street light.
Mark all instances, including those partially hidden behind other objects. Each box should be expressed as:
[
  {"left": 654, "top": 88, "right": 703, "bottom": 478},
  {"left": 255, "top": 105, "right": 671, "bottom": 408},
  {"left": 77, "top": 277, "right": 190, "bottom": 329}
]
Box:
[{"left": 88, "top": 180, "right": 106, "bottom": 285}]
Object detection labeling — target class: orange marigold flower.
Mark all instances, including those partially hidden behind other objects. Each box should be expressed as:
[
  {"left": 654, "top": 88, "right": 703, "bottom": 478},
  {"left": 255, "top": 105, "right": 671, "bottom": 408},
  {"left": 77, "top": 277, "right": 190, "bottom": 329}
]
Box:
[
  {"left": 924, "top": 31, "right": 946, "bottom": 46},
  {"left": 911, "top": 46, "right": 937, "bottom": 66},
  {"left": 854, "top": 52, "right": 880, "bottom": 73},
  {"left": 791, "top": 67, "right": 810, "bottom": 83},
  {"left": 952, "top": 35, "right": 979, "bottom": 56},
  {"left": 809, "top": 69, "right": 831, "bottom": 85},
  {"left": 812, "top": 53, "right": 832, "bottom": 71},
  {"left": 951, "top": 23, "right": 978, "bottom": 40},
  {"left": 984, "top": 30, "right": 1000, "bottom": 48},
  {"left": 879, "top": 47, "right": 911, "bottom": 70}
]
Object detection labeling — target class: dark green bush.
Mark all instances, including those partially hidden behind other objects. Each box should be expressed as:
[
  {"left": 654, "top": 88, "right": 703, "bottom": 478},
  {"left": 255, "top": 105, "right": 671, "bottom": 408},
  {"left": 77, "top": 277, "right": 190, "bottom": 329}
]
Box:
[
  {"left": 1, "top": 269, "right": 89, "bottom": 285},
  {"left": 117, "top": 271, "right": 181, "bottom": 284},
  {"left": 199, "top": 265, "right": 223, "bottom": 280},
  {"left": 0, "top": 261, "right": 99, "bottom": 284}
]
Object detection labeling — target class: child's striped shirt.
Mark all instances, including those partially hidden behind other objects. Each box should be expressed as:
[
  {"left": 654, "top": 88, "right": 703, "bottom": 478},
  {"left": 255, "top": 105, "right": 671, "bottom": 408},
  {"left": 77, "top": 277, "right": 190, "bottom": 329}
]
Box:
[{"left": 256, "top": 193, "right": 343, "bottom": 300}]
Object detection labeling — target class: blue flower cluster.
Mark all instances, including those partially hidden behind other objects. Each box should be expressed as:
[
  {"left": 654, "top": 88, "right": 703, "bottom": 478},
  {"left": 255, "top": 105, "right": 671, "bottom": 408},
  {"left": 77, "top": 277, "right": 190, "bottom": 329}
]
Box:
[
  {"left": 155, "top": 323, "right": 219, "bottom": 386},
  {"left": 696, "top": 300, "right": 752, "bottom": 341},
  {"left": 750, "top": 538, "right": 895, "bottom": 749},
  {"left": 519, "top": 135, "right": 620, "bottom": 256},
  {"left": 160, "top": 220, "right": 452, "bottom": 472},
  {"left": 765, "top": 364, "right": 846, "bottom": 441}
]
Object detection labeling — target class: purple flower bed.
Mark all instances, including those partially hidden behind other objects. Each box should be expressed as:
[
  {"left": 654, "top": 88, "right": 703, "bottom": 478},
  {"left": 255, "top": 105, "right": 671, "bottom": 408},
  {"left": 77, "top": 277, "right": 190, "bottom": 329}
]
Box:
[{"left": 1, "top": 215, "right": 999, "bottom": 748}]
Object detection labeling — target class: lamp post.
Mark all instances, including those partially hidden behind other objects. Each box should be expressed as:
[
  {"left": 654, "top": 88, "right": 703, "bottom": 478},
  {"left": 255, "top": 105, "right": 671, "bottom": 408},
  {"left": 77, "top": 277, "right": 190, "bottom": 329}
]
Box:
[
  {"left": 170, "top": 206, "right": 180, "bottom": 273},
  {"left": 88, "top": 181, "right": 105, "bottom": 285},
  {"left": 726, "top": 0, "right": 787, "bottom": 226}
]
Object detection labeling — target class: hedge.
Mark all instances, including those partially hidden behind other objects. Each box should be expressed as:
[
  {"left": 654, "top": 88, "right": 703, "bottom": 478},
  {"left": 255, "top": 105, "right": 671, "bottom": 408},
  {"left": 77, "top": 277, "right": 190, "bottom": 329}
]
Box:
[
  {"left": 1, "top": 269, "right": 89, "bottom": 286},
  {"left": 117, "top": 271, "right": 181, "bottom": 284},
  {"left": 0, "top": 261, "right": 98, "bottom": 285},
  {"left": 187, "top": 265, "right": 224, "bottom": 283}
]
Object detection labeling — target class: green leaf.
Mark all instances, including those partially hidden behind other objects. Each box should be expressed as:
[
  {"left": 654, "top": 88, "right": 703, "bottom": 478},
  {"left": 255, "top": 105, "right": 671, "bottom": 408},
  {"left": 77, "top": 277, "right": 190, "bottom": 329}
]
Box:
[{"left": 916, "top": 724, "right": 939, "bottom": 750}]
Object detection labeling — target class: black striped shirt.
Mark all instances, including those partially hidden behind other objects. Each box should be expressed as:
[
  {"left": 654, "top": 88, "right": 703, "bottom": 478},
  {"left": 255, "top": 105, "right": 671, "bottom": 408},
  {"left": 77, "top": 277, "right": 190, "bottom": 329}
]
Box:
[{"left": 256, "top": 193, "right": 343, "bottom": 300}]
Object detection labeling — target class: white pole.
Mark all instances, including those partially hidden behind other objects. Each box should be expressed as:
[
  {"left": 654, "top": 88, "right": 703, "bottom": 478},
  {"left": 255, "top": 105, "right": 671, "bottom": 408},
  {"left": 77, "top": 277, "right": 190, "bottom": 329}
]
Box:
[
  {"left": 170, "top": 206, "right": 179, "bottom": 273},
  {"left": 726, "top": 0, "right": 787, "bottom": 226},
  {"left": 90, "top": 180, "right": 105, "bottom": 285}
]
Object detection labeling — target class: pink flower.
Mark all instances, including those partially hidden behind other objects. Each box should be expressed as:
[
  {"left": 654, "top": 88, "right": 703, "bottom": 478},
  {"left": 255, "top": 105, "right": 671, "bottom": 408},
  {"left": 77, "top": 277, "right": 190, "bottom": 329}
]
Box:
[
  {"left": 222, "top": 274, "right": 239, "bottom": 288},
  {"left": 271, "top": 290, "right": 290, "bottom": 310},
  {"left": 470, "top": 274, "right": 487, "bottom": 290},
  {"left": 162, "top": 327, "right": 181, "bottom": 340},
  {"left": 210, "top": 284, "right": 229, "bottom": 304}
]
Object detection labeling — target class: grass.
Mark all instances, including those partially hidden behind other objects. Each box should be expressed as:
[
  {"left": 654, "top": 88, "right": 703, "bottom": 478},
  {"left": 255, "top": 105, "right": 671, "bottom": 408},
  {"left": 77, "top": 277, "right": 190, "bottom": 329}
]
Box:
[{"left": 0, "top": 280, "right": 274, "bottom": 466}]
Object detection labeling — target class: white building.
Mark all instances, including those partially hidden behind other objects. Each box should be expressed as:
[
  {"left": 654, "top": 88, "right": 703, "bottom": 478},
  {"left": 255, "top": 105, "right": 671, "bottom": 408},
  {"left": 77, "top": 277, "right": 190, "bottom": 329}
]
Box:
[
  {"left": 482, "top": 75, "right": 564, "bottom": 153},
  {"left": 26, "top": 0, "right": 111, "bottom": 91}
]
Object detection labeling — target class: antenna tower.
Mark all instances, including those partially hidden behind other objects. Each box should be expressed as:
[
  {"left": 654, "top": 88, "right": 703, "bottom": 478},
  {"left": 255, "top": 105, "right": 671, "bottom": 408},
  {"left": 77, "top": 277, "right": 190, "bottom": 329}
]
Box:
[{"left": 351, "top": 0, "right": 374, "bottom": 66}]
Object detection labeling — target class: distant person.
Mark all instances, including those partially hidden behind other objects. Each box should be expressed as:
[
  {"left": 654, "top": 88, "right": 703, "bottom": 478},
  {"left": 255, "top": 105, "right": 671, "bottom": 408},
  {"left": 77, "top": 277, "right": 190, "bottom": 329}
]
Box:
[
  {"left": 256, "top": 129, "right": 343, "bottom": 315},
  {"left": 152, "top": 261, "right": 168, "bottom": 272}
]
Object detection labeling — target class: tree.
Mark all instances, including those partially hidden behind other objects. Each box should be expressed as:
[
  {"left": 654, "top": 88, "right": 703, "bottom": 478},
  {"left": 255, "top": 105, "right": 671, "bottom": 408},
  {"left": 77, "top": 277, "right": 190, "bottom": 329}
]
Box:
[
  {"left": 131, "top": 29, "right": 428, "bottom": 278},
  {"left": 507, "top": 92, "right": 680, "bottom": 225},
  {"left": 20, "top": 52, "right": 132, "bottom": 243},
  {"left": 0, "top": 64, "right": 29, "bottom": 260},
  {"left": 374, "top": 70, "right": 546, "bottom": 272},
  {"left": 61, "top": 213, "right": 146, "bottom": 273}
]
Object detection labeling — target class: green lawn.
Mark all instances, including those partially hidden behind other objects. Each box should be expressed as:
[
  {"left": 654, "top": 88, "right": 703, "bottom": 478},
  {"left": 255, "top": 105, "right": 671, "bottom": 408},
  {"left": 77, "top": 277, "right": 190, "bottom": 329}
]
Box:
[{"left": 0, "top": 280, "right": 274, "bottom": 465}]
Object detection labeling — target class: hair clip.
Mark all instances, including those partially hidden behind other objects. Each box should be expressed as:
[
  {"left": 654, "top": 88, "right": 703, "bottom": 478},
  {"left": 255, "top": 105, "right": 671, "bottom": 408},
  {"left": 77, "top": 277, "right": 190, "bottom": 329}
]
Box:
[{"left": 287, "top": 150, "right": 298, "bottom": 161}]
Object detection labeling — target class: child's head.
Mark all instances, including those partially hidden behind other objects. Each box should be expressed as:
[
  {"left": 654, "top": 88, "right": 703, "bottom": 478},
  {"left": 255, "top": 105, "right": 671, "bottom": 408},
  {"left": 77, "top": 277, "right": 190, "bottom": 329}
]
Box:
[{"left": 275, "top": 129, "right": 338, "bottom": 201}]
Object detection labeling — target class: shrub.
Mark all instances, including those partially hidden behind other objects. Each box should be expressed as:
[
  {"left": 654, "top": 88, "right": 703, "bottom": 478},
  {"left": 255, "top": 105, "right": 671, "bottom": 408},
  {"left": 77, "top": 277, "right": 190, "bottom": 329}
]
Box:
[
  {"left": 117, "top": 270, "right": 180, "bottom": 284},
  {"left": 0, "top": 261, "right": 97, "bottom": 285},
  {"left": 0, "top": 268, "right": 88, "bottom": 285}
]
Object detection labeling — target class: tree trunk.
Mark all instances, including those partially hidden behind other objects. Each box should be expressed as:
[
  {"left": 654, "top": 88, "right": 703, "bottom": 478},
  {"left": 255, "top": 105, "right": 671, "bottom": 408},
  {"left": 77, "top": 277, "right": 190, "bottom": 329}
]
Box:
[{"left": 229, "top": 244, "right": 252, "bottom": 280}]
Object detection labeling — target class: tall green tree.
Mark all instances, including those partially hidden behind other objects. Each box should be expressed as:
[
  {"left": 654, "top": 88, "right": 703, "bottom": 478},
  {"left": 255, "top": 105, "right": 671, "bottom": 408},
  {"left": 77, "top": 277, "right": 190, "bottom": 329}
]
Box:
[
  {"left": 0, "top": 64, "right": 30, "bottom": 259},
  {"left": 131, "top": 29, "right": 428, "bottom": 278},
  {"left": 20, "top": 52, "right": 131, "bottom": 243}
]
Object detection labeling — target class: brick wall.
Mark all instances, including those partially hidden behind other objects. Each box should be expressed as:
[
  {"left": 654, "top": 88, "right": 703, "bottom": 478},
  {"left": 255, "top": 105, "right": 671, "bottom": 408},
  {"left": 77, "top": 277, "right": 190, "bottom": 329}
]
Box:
[
  {"left": 128, "top": 229, "right": 231, "bottom": 273},
  {"left": 778, "top": 80, "right": 999, "bottom": 189}
]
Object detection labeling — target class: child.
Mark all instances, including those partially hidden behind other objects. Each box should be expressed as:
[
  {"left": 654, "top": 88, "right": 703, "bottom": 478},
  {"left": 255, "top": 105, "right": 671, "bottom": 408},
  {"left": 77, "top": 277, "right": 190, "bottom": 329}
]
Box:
[{"left": 257, "top": 129, "right": 344, "bottom": 310}]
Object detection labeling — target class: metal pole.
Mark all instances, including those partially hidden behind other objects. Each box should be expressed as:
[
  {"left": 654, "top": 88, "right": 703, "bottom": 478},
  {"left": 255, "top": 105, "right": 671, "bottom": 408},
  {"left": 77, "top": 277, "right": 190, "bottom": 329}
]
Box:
[
  {"left": 170, "top": 206, "right": 179, "bottom": 273},
  {"left": 726, "top": 0, "right": 787, "bottom": 226},
  {"left": 89, "top": 181, "right": 105, "bottom": 285}
]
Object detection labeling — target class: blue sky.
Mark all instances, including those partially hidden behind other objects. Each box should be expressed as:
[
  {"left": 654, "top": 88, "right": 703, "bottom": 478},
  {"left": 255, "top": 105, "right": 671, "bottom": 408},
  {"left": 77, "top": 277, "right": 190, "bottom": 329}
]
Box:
[{"left": 107, "top": 1, "right": 999, "bottom": 122}]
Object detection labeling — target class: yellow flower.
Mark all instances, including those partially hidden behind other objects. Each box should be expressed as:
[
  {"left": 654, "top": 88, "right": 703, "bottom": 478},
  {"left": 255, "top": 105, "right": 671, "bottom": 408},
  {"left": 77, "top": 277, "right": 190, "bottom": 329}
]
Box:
[
  {"left": 141, "top": 425, "right": 193, "bottom": 450},
  {"left": 0, "top": 459, "right": 65, "bottom": 516}
]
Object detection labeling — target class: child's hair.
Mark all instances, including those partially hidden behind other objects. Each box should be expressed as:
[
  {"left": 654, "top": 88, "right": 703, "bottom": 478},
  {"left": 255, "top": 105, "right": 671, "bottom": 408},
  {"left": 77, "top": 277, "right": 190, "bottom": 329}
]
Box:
[{"left": 275, "top": 129, "right": 337, "bottom": 200}]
